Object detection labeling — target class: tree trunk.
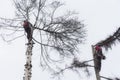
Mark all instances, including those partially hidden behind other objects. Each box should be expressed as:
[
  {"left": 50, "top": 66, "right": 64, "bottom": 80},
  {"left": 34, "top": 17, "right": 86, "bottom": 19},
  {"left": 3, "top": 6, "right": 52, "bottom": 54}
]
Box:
[
  {"left": 23, "top": 42, "right": 33, "bottom": 80},
  {"left": 23, "top": 23, "right": 34, "bottom": 80},
  {"left": 91, "top": 45, "right": 101, "bottom": 80}
]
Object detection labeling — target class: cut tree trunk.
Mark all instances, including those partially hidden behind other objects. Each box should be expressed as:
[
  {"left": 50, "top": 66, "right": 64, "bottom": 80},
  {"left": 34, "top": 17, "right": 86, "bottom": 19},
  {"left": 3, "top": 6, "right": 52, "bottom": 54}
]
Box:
[{"left": 92, "top": 45, "right": 101, "bottom": 80}]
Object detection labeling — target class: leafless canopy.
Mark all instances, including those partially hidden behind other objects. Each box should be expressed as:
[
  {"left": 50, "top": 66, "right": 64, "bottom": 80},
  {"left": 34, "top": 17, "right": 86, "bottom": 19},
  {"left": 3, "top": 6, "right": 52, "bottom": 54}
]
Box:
[{"left": 0, "top": 0, "right": 86, "bottom": 71}]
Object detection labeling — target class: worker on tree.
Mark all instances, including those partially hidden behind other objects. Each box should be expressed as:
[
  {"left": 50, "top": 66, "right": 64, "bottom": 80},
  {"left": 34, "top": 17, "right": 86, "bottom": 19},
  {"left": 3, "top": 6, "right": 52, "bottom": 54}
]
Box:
[
  {"left": 94, "top": 44, "right": 106, "bottom": 72},
  {"left": 23, "top": 20, "right": 32, "bottom": 42}
]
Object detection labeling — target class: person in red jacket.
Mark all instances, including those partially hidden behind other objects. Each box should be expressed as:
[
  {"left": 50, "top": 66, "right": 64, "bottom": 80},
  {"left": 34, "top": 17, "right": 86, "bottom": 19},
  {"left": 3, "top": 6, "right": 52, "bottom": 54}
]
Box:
[
  {"left": 23, "top": 20, "right": 32, "bottom": 42},
  {"left": 94, "top": 44, "right": 106, "bottom": 72}
]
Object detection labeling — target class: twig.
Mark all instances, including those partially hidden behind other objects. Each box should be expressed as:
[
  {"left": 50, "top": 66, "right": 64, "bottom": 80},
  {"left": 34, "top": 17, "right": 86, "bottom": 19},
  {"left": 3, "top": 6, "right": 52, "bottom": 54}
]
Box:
[{"left": 100, "top": 76, "right": 113, "bottom": 80}]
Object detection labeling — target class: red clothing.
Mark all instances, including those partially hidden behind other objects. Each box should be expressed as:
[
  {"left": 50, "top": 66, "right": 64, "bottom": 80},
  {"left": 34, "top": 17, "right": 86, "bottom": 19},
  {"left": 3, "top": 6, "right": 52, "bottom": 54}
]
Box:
[
  {"left": 23, "top": 21, "right": 32, "bottom": 41},
  {"left": 95, "top": 45, "right": 105, "bottom": 59},
  {"left": 94, "top": 45, "right": 105, "bottom": 72},
  {"left": 23, "top": 21, "right": 29, "bottom": 27},
  {"left": 95, "top": 45, "right": 102, "bottom": 51}
]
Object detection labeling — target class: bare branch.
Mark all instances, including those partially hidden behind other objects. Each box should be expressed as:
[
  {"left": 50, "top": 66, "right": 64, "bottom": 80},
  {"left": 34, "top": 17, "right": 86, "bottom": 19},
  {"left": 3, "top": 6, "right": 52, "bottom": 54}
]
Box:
[
  {"left": 100, "top": 76, "right": 120, "bottom": 80},
  {"left": 53, "top": 58, "right": 93, "bottom": 77},
  {"left": 1, "top": 34, "right": 24, "bottom": 42}
]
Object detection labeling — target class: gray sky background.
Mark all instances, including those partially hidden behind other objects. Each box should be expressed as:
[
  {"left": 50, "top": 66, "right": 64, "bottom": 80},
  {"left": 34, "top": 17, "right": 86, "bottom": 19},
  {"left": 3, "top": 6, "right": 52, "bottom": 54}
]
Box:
[{"left": 0, "top": 0, "right": 120, "bottom": 80}]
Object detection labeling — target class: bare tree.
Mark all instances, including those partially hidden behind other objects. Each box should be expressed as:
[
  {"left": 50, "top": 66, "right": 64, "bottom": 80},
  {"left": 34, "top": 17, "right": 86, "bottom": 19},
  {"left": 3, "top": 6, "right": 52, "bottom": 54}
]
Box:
[{"left": 0, "top": 0, "right": 86, "bottom": 80}]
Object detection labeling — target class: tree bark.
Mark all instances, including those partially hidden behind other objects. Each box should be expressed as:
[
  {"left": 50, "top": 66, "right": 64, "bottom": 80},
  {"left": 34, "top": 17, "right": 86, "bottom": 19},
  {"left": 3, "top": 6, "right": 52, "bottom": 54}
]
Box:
[
  {"left": 23, "top": 24, "right": 34, "bottom": 80},
  {"left": 23, "top": 43, "right": 33, "bottom": 80}
]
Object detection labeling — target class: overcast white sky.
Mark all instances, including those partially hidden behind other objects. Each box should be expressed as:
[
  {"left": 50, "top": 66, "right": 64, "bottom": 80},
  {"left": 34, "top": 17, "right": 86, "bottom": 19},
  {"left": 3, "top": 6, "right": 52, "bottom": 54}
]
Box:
[{"left": 0, "top": 0, "right": 120, "bottom": 80}]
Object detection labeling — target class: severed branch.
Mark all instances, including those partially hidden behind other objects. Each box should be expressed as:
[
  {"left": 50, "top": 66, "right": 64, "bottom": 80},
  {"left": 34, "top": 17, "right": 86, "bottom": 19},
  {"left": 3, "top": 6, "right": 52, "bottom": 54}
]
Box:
[
  {"left": 53, "top": 58, "right": 94, "bottom": 76},
  {"left": 96, "top": 27, "right": 120, "bottom": 51}
]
